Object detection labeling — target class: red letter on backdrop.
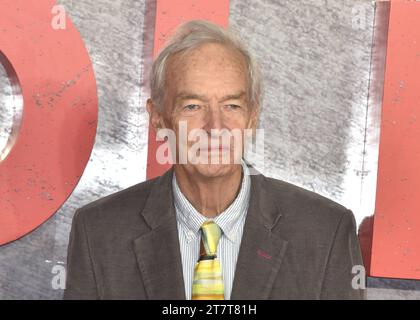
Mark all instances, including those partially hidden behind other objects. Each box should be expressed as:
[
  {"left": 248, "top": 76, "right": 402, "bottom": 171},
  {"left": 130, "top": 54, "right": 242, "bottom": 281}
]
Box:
[
  {"left": 0, "top": 0, "right": 98, "bottom": 244},
  {"left": 370, "top": 1, "right": 420, "bottom": 280}
]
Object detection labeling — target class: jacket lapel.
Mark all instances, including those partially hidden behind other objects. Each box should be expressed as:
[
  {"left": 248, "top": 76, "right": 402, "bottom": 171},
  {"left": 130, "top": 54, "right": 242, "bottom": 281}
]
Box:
[
  {"left": 230, "top": 172, "right": 288, "bottom": 300},
  {"left": 133, "top": 167, "right": 186, "bottom": 299}
]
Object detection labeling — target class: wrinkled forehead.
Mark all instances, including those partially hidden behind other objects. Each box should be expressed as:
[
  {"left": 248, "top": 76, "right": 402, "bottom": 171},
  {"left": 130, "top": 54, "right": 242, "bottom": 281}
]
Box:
[{"left": 165, "top": 42, "right": 250, "bottom": 96}]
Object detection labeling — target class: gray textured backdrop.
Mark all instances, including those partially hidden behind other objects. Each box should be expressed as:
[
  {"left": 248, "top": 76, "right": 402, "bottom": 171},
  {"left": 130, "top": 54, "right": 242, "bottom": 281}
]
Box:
[
  {"left": 231, "top": 0, "right": 374, "bottom": 227},
  {"left": 0, "top": 62, "right": 14, "bottom": 161},
  {"left": 0, "top": 0, "right": 419, "bottom": 299}
]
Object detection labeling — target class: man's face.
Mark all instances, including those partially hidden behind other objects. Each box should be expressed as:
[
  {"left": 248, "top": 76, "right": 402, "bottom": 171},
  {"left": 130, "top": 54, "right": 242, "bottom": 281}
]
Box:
[{"left": 151, "top": 42, "right": 258, "bottom": 178}]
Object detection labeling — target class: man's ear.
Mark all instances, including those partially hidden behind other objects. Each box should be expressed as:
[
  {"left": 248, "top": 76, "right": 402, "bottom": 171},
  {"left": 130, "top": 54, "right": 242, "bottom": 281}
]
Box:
[{"left": 146, "top": 98, "right": 165, "bottom": 132}]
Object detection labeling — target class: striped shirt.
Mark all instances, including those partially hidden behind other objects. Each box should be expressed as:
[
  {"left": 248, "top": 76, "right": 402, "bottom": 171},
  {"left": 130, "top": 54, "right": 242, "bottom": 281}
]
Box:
[{"left": 172, "top": 161, "right": 251, "bottom": 300}]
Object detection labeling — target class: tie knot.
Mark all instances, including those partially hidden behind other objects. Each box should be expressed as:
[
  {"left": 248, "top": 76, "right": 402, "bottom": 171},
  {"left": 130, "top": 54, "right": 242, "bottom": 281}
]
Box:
[{"left": 200, "top": 221, "right": 222, "bottom": 256}]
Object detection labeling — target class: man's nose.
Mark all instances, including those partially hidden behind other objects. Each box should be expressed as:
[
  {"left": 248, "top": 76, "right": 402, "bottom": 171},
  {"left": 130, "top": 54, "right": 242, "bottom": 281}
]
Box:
[{"left": 203, "top": 106, "right": 224, "bottom": 132}]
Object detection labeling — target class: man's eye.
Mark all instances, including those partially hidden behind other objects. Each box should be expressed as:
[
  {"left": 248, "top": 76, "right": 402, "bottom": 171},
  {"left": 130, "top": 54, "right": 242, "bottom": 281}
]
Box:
[
  {"left": 184, "top": 104, "right": 200, "bottom": 111},
  {"left": 225, "top": 104, "right": 241, "bottom": 110}
]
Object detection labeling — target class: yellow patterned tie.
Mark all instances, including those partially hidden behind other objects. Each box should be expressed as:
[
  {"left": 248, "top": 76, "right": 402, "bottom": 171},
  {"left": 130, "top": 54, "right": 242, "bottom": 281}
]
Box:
[{"left": 191, "top": 221, "right": 224, "bottom": 300}]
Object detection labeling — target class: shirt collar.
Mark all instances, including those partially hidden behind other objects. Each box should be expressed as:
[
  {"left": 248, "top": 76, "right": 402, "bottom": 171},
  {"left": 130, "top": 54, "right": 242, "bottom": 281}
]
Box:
[{"left": 172, "top": 160, "right": 251, "bottom": 243}]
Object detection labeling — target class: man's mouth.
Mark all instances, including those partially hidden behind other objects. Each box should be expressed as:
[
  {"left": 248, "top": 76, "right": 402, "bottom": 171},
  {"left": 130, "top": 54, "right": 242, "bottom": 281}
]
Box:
[{"left": 199, "top": 146, "right": 230, "bottom": 153}]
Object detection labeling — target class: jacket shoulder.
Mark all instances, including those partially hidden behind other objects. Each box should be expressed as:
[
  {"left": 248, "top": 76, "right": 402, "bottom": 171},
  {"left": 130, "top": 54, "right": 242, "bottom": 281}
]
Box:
[
  {"left": 73, "top": 176, "right": 158, "bottom": 228},
  {"left": 259, "top": 174, "right": 354, "bottom": 231}
]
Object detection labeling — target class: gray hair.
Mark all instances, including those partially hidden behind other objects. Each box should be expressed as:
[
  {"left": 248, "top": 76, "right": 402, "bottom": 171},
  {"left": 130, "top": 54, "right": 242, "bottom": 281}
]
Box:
[{"left": 149, "top": 20, "right": 262, "bottom": 112}]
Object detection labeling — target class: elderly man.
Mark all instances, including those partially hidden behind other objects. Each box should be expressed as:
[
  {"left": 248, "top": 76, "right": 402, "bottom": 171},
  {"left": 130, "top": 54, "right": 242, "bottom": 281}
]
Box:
[{"left": 64, "top": 20, "right": 364, "bottom": 300}]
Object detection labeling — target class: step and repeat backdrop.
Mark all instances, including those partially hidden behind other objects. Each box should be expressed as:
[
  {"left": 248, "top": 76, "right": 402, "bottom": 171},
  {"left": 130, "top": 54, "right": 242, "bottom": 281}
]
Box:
[{"left": 1, "top": 0, "right": 420, "bottom": 299}]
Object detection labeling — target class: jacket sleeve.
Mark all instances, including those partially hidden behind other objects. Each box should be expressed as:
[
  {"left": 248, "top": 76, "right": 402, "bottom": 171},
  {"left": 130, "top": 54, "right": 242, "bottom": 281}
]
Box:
[
  {"left": 63, "top": 208, "right": 100, "bottom": 300},
  {"left": 320, "top": 209, "right": 366, "bottom": 300}
]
